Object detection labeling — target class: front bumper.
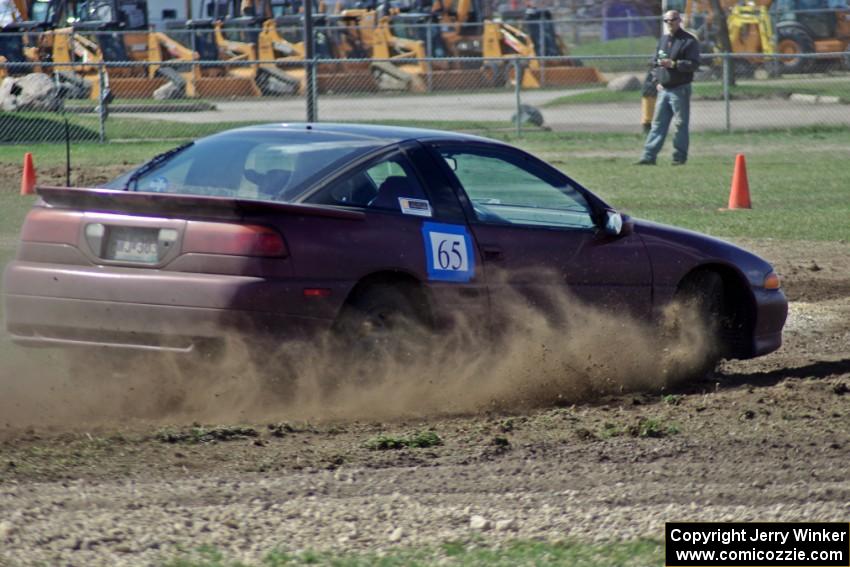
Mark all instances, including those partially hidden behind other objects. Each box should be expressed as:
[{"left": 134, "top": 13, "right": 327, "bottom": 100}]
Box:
[{"left": 748, "top": 288, "right": 788, "bottom": 358}]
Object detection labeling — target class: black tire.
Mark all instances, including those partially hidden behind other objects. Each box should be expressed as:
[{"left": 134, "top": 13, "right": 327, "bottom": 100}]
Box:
[
  {"left": 335, "top": 283, "right": 428, "bottom": 360},
  {"left": 674, "top": 271, "right": 727, "bottom": 378},
  {"left": 732, "top": 58, "right": 755, "bottom": 79},
  {"left": 776, "top": 26, "right": 815, "bottom": 74}
]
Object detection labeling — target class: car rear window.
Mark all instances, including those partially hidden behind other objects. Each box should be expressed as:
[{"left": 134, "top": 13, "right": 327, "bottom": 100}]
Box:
[{"left": 107, "top": 130, "right": 389, "bottom": 202}]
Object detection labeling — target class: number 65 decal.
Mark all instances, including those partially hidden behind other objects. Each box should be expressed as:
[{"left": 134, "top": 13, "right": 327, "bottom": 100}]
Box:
[{"left": 422, "top": 222, "right": 475, "bottom": 282}]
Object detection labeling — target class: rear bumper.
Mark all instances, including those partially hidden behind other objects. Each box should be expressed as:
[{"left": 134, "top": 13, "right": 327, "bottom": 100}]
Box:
[
  {"left": 3, "top": 260, "right": 338, "bottom": 353},
  {"left": 5, "top": 294, "right": 332, "bottom": 352}
]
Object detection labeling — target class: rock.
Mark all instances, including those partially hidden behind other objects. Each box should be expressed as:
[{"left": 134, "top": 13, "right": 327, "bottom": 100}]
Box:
[
  {"left": 495, "top": 518, "right": 517, "bottom": 532},
  {"left": 607, "top": 74, "right": 641, "bottom": 92},
  {"left": 510, "top": 104, "right": 544, "bottom": 127},
  {"left": 469, "top": 515, "right": 491, "bottom": 531},
  {"left": 0, "top": 74, "right": 64, "bottom": 112},
  {"left": 388, "top": 527, "right": 404, "bottom": 542},
  {"left": 790, "top": 93, "right": 840, "bottom": 105},
  {"left": 153, "top": 81, "right": 184, "bottom": 100},
  {"left": 55, "top": 71, "right": 92, "bottom": 99},
  {"left": 0, "top": 521, "right": 12, "bottom": 539}
]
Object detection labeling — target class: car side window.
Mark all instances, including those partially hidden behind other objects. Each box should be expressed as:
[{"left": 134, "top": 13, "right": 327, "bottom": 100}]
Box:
[
  {"left": 440, "top": 149, "right": 595, "bottom": 229},
  {"left": 306, "top": 154, "right": 430, "bottom": 214}
]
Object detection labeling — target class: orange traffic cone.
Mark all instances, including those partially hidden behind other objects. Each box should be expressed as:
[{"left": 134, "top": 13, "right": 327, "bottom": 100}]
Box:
[
  {"left": 20, "top": 152, "right": 36, "bottom": 196},
  {"left": 727, "top": 153, "right": 751, "bottom": 209}
]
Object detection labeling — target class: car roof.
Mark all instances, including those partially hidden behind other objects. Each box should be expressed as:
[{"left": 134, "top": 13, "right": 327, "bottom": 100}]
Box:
[{"left": 217, "top": 122, "right": 499, "bottom": 145}]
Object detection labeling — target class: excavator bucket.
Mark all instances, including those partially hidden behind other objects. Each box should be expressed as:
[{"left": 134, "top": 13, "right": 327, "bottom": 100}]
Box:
[{"left": 526, "top": 65, "right": 606, "bottom": 87}]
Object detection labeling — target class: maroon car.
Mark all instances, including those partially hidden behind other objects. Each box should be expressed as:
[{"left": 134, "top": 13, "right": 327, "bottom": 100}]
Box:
[{"left": 3, "top": 123, "right": 786, "bottom": 367}]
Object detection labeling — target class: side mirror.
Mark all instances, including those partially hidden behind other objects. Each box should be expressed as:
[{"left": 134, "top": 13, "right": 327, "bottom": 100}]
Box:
[
  {"left": 443, "top": 157, "right": 457, "bottom": 171},
  {"left": 602, "top": 210, "right": 633, "bottom": 237},
  {"left": 604, "top": 210, "right": 623, "bottom": 236}
]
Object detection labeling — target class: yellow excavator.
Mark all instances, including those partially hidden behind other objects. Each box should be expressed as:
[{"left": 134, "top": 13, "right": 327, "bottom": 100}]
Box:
[
  {"left": 147, "top": 18, "right": 261, "bottom": 98},
  {"left": 403, "top": 0, "right": 603, "bottom": 88},
  {"left": 2, "top": 0, "right": 172, "bottom": 98}
]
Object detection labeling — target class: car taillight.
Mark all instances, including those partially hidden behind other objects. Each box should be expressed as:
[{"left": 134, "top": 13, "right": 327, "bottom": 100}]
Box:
[
  {"left": 20, "top": 208, "right": 83, "bottom": 244},
  {"left": 183, "top": 222, "right": 288, "bottom": 258}
]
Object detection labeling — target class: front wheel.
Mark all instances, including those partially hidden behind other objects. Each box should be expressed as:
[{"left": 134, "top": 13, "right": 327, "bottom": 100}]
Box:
[
  {"left": 776, "top": 27, "right": 815, "bottom": 74},
  {"left": 667, "top": 271, "right": 728, "bottom": 380}
]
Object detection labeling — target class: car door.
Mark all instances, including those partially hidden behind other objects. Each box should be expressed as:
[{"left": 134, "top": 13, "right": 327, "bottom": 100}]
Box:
[
  {"left": 301, "top": 144, "right": 490, "bottom": 329},
  {"left": 428, "top": 142, "right": 653, "bottom": 321}
]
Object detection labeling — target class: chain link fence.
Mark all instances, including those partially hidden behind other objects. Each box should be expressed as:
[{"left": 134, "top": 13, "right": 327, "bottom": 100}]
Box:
[{"left": 1, "top": 15, "right": 848, "bottom": 145}]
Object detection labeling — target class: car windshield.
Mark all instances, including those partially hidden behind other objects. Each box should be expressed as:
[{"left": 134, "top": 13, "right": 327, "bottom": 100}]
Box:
[{"left": 104, "top": 130, "right": 389, "bottom": 202}]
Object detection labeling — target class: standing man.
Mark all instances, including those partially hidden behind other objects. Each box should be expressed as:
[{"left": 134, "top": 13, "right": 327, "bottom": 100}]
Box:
[{"left": 635, "top": 10, "right": 700, "bottom": 166}]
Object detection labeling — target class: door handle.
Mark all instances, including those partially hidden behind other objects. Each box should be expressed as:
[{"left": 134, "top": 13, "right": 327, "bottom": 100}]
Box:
[{"left": 481, "top": 246, "right": 503, "bottom": 261}]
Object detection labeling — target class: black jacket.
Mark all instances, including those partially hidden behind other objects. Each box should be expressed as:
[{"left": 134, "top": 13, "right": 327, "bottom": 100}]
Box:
[{"left": 653, "top": 27, "right": 700, "bottom": 89}]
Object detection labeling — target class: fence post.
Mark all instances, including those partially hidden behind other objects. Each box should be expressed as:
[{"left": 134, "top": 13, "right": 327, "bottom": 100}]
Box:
[
  {"left": 426, "top": 21, "right": 433, "bottom": 92},
  {"left": 97, "top": 64, "right": 107, "bottom": 143},
  {"left": 307, "top": 56, "right": 319, "bottom": 122},
  {"left": 538, "top": 20, "right": 546, "bottom": 88},
  {"left": 514, "top": 58, "right": 522, "bottom": 136},
  {"left": 305, "top": 17, "right": 317, "bottom": 123},
  {"left": 722, "top": 53, "right": 731, "bottom": 133}
]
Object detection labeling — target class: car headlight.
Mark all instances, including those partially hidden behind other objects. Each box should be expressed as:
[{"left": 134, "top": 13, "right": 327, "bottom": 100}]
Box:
[{"left": 763, "top": 271, "right": 781, "bottom": 290}]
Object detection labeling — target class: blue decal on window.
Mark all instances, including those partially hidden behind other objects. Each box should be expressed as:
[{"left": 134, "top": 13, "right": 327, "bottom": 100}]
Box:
[{"left": 421, "top": 222, "right": 475, "bottom": 283}]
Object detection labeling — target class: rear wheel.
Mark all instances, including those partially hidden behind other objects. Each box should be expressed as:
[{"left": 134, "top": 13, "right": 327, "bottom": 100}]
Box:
[
  {"left": 335, "top": 283, "right": 428, "bottom": 359},
  {"left": 776, "top": 27, "right": 815, "bottom": 74}
]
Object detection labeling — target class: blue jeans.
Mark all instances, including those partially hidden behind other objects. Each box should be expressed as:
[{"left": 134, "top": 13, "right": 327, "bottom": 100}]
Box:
[{"left": 641, "top": 83, "right": 691, "bottom": 163}]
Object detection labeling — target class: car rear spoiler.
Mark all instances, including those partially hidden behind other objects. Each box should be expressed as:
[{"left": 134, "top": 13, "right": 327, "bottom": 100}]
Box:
[{"left": 34, "top": 186, "right": 366, "bottom": 222}]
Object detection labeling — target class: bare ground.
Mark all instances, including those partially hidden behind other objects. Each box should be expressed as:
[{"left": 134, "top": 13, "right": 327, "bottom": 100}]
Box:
[{"left": 0, "top": 213, "right": 848, "bottom": 564}]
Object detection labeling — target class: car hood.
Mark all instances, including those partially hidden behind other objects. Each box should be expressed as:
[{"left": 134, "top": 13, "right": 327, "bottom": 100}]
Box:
[{"left": 631, "top": 218, "right": 776, "bottom": 288}]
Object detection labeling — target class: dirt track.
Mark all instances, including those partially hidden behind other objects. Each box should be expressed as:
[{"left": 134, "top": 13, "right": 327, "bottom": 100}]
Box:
[
  {"left": 0, "top": 88, "right": 848, "bottom": 564},
  {"left": 0, "top": 230, "right": 849, "bottom": 566}
]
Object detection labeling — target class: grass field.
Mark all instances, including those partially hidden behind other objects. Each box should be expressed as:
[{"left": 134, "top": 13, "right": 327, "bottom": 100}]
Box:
[
  {"left": 165, "top": 539, "right": 663, "bottom": 567},
  {"left": 570, "top": 36, "right": 658, "bottom": 72}
]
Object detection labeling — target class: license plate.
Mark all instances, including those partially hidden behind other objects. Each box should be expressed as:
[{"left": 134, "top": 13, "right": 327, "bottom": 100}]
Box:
[{"left": 105, "top": 227, "right": 160, "bottom": 263}]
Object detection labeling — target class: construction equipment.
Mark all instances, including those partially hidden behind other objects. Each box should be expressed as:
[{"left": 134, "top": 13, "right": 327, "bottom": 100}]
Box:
[
  {"left": 148, "top": 17, "right": 261, "bottom": 97},
  {"left": 684, "top": 0, "right": 850, "bottom": 75},
  {"left": 726, "top": 3, "right": 776, "bottom": 76},
  {"left": 774, "top": 0, "right": 850, "bottom": 73},
  {"left": 1, "top": 1, "right": 54, "bottom": 79},
  {"left": 499, "top": 8, "right": 603, "bottom": 86},
  {"left": 409, "top": 0, "right": 604, "bottom": 88},
  {"left": 371, "top": 14, "right": 428, "bottom": 92},
  {"left": 0, "top": 0, "right": 166, "bottom": 96}
]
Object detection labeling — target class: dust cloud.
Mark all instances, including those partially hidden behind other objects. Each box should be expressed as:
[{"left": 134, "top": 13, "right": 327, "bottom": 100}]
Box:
[{"left": 0, "top": 280, "right": 713, "bottom": 430}]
